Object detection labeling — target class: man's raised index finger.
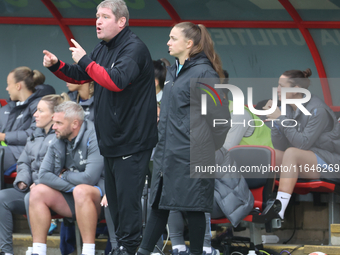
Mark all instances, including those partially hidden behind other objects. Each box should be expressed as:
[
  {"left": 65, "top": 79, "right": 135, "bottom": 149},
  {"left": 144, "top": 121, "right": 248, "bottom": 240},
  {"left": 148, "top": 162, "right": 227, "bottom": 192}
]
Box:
[
  {"left": 71, "top": 39, "right": 81, "bottom": 48},
  {"left": 43, "top": 50, "right": 51, "bottom": 56}
]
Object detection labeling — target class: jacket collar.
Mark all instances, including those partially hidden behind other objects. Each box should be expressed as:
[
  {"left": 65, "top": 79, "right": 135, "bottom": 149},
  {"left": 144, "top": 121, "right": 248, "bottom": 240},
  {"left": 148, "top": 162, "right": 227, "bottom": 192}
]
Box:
[
  {"left": 68, "top": 91, "right": 94, "bottom": 106},
  {"left": 79, "top": 96, "right": 94, "bottom": 107},
  {"left": 12, "top": 88, "right": 50, "bottom": 110},
  {"left": 101, "top": 26, "right": 131, "bottom": 49},
  {"left": 285, "top": 94, "right": 313, "bottom": 119},
  {"left": 170, "top": 51, "right": 211, "bottom": 78},
  {"left": 12, "top": 93, "right": 36, "bottom": 109},
  {"left": 30, "top": 126, "right": 55, "bottom": 141},
  {"left": 69, "top": 120, "right": 89, "bottom": 149}
]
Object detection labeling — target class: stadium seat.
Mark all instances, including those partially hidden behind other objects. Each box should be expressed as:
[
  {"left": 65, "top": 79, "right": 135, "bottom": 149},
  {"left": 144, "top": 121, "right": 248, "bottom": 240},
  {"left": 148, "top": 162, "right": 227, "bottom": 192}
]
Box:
[
  {"left": 0, "top": 99, "right": 7, "bottom": 107},
  {"left": 211, "top": 145, "right": 281, "bottom": 248},
  {"left": 0, "top": 148, "right": 18, "bottom": 190},
  {"left": 275, "top": 178, "right": 340, "bottom": 245},
  {"left": 0, "top": 99, "right": 13, "bottom": 190}
]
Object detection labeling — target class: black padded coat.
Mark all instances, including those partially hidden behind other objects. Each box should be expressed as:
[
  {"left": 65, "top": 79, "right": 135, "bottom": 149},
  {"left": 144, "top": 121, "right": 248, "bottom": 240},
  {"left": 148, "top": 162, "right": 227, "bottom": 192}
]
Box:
[{"left": 149, "top": 52, "right": 230, "bottom": 212}]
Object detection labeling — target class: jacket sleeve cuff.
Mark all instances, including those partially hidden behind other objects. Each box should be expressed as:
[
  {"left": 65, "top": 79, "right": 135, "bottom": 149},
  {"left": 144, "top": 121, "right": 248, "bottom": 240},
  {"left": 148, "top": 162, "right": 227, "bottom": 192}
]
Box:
[
  {"left": 274, "top": 115, "right": 290, "bottom": 132},
  {"left": 3, "top": 132, "right": 12, "bottom": 144},
  {"left": 48, "top": 60, "right": 61, "bottom": 72},
  {"left": 78, "top": 55, "right": 93, "bottom": 70}
]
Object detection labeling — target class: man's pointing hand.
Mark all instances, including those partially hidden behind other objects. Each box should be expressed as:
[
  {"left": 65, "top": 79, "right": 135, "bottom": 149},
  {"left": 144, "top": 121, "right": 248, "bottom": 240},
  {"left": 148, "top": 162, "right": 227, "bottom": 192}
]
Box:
[{"left": 69, "top": 39, "right": 87, "bottom": 64}]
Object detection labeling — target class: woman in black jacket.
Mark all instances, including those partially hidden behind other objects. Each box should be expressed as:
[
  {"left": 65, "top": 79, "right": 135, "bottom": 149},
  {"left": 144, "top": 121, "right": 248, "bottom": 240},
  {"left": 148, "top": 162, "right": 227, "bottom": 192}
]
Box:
[
  {"left": 137, "top": 22, "right": 230, "bottom": 255},
  {"left": 0, "top": 67, "right": 48, "bottom": 170}
]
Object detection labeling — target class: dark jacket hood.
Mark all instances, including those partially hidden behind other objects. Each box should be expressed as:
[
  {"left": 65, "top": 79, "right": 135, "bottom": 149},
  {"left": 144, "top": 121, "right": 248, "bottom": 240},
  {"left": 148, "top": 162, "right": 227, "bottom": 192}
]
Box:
[{"left": 35, "top": 84, "right": 56, "bottom": 95}]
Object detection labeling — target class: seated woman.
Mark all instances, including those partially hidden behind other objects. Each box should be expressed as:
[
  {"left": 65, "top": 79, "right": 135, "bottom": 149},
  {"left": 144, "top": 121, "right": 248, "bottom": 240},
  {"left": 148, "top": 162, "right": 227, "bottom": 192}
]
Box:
[
  {"left": 0, "top": 67, "right": 53, "bottom": 171},
  {"left": 65, "top": 81, "right": 94, "bottom": 121},
  {"left": 0, "top": 94, "right": 67, "bottom": 255},
  {"left": 153, "top": 58, "right": 170, "bottom": 104},
  {"left": 264, "top": 68, "right": 340, "bottom": 219},
  {"left": 153, "top": 58, "right": 170, "bottom": 124}
]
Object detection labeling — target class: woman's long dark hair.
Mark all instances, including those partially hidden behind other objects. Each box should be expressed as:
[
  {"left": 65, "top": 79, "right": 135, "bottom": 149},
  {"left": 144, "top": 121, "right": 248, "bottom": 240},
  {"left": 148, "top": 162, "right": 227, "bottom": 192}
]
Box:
[{"left": 153, "top": 58, "right": 170, "bottom": 90}]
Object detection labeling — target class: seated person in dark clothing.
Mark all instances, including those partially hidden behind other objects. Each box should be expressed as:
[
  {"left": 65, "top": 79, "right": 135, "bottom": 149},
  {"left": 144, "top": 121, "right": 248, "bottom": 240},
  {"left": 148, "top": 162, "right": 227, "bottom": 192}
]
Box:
[
  {"left": 264, "top": 68, "right": 340, "bottom": 219},
  {"left": 64, "top": 81, "right": 95, "bottom": 121},
  {"left": 0, "top": 67, "right": 54, "bottom": 171}
]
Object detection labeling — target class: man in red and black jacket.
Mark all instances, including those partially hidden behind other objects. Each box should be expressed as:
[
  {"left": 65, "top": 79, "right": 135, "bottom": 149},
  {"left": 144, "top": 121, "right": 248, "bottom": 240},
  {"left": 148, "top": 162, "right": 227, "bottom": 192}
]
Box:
[{"left": 42, "top": 1, "right": 157, "bottom": 255}]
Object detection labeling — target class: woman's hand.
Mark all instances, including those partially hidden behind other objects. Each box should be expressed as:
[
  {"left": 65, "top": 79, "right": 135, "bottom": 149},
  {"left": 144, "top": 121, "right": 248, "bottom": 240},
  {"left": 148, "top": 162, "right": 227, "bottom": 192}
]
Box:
[
  {"left": 17, "top": 181, "right": 27, "bottom": 190},
  {"left": 30, "top": 183, "right": 36, "bottom": 190},
  {"left": 0, "top": 133, "right": 5, "bottom": 142},
  {"left": 59, "top": 168, "right": 67, "bottom": 178},
  {"left": 263, "top": 100, "right": 281, "bottom": 119},
  {"left": 157, "top": 104, "right": 161, "bottom": 123},
  {"left": 100, "top": 194, "right": 108, "bottom": 207}
]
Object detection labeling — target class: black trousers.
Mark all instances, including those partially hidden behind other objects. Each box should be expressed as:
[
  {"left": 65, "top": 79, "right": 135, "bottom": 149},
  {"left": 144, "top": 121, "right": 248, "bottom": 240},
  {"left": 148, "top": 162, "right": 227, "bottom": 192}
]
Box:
[
  {"left": 104, "top": 149, "right": 152, "bottom": 254},
  {"left": 139, "top": 178, "right": 206, "bottom": 255}
]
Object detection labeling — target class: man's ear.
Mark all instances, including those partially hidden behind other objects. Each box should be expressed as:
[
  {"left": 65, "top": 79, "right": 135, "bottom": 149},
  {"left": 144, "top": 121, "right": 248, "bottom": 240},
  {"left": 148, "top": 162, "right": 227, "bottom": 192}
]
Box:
[
  {"left": 16, "top": 81, "right": 22, "bottom": 91},
  {"left": 118, "top": 17, "right": 127, "bottom": 28},
  {"left": 72, "top": 119, "right": 79, "bottom": 130}
]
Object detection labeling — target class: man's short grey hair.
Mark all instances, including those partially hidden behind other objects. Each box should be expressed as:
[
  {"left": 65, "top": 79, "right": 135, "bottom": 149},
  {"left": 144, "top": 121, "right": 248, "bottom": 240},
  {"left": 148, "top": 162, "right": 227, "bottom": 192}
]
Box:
[
  {"left": 97, "top": 0, "right": 129, "bottom": 26},
  {"left": 54, "top": 101, "right": 85, "bottom": 122}
]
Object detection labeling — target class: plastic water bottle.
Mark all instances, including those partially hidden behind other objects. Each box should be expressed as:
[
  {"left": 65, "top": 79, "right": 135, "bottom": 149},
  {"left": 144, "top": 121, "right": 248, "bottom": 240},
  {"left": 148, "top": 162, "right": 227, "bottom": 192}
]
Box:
[
  {"left": 261, "top": 234, "right": 279, "bottom": 244},
  {"left": 26, "top": 247, "right": 33, "bottom": 255},
  {"left": 247, "top": 250, "right": 256, "bottom": 255}
]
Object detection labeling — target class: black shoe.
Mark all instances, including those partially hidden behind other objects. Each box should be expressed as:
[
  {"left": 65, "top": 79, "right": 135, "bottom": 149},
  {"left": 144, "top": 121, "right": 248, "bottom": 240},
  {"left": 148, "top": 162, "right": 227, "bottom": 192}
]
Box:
[
  {"left": 109, "top": 247, "right": 120, "bottom": 255},
  {"left": 116, "top": 246, "right": 134, "bottom": 255}
]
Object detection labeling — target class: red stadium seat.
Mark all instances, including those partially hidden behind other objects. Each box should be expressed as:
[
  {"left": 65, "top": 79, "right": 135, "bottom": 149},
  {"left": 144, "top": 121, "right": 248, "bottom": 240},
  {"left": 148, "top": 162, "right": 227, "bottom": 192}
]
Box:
[
  {"left": 211, "top": 145, "right": 281, "bottom": 248},
  {"left": 0, "top": 99, "right": 7, "bottom": 107},
  {"left": 275, "top": 179, "right": 337, "bottom": 195},
  {"left": 275, "top": 178, "right": 340, "bottom": 245},
  {"left": 4, "top": 172, "right": 17, "bottom": 187}
]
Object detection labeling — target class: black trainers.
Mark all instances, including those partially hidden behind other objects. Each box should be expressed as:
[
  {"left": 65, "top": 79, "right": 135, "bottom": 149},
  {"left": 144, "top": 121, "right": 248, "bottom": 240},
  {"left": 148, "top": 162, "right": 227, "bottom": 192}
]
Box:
[
  {"left": 108, "top": 247, "right": 120, "bottom": 255},
  {"left": 108, "top": 248, "right": 114, "bottom": 255},
  {"left": 113, "top": 246, "right": 135, "bottom": 255}
]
